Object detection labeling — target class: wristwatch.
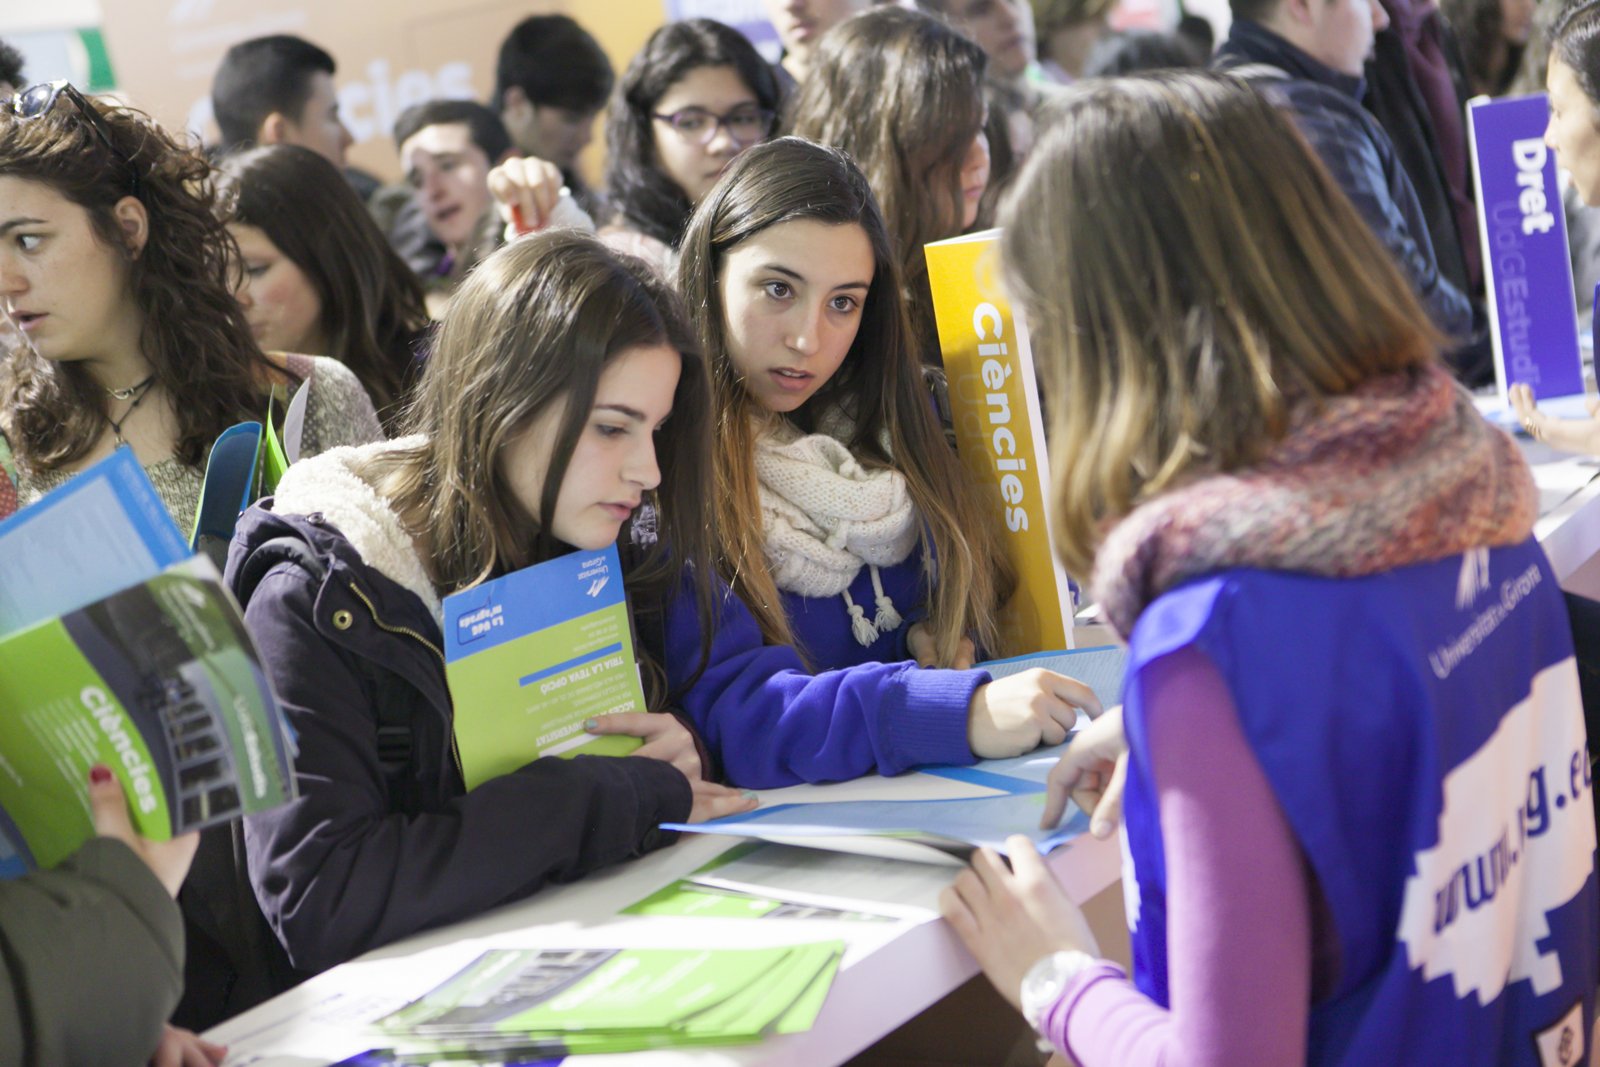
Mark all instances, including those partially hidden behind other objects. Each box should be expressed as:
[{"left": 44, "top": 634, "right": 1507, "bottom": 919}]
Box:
[{"left": 1020, "top": 949, "right": 1100, "bottom": 1034}]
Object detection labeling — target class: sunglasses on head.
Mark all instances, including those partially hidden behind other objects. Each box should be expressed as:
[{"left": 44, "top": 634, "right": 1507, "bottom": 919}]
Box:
[{"left": 7, "top": 81, "right": 142, "bottom": 198}]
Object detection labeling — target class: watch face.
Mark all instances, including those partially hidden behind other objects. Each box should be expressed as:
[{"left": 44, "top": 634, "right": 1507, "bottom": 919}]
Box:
[{"left": 1021, "top": 949, "right": 1098, "bottom": 1030}]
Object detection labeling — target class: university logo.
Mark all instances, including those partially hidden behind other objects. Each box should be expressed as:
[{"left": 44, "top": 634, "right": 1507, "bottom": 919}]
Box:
[{"left": 1457, "top": 547, "right": 1492, "bottom": 611}]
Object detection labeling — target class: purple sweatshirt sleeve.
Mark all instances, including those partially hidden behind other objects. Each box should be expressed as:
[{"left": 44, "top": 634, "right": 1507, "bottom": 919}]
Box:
[
  {"left": 665, "top": 582, "right": 984, "bottom": 788},
  {"left": 1042, "top": 646, "right": 1314, "bottom": 1067}
]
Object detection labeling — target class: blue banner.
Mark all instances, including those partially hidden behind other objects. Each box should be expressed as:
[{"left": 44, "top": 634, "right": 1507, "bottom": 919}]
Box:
[{"left": 1470, "top": 93, "right": 1585, "bottom": 401}]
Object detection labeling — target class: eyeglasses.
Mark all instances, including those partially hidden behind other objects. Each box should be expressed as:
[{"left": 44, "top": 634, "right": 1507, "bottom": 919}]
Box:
[
  {"left": 651, "top": 106, "right": 775, "bottom": 147},
  {"left": 7, "top": 81, "right": 141, "bottom": 198}
]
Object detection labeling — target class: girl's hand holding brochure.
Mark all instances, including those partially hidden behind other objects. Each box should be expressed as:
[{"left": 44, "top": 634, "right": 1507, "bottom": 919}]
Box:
[
  {"left": 87, "top": 764, "right": 197, "bottom": 900},
  {"left": 587, "top": 711, "right": 703, "bottom": 779}
]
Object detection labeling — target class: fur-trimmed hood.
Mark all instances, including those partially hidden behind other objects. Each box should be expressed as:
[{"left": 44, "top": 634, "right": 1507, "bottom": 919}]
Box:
[{"left": 267, "top": 436, "right": 442, "bottom": 620}]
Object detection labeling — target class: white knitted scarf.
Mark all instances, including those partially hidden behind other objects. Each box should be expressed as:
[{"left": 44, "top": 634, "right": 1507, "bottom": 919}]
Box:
[{"left": 754, "top": 420, "right": 919, "bottom": 646}]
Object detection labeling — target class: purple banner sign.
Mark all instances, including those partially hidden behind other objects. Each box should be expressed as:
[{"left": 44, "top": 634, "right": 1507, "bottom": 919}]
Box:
[
  {"left": 665, "top": 1, "right": 782, "bottom": 62},
  {"left": 1470, "top": 93, "right": 1584, "bottom": 401}
]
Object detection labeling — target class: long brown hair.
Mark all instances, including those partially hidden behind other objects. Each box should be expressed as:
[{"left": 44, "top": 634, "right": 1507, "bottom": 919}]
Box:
[
  {"left": 999, "top": 71, "right": 1438, "bottom": 579},
  {"left": 1441, "top": 0, "right": 1523, "bottom": 97},
  {"left": 788, "top": 7, "right": 987, "bottom": 361},
  {"left": 0, "top": 91, "right": 270, "bottom": 470},
  {"left": 220, "top": 144, "right": 429, "bottom": 431},
  {"left": 365, "top": 230, "right": 717, "bottom": 706},
  {"left": 679, "top": 136, "right": 1014, "bottom": 665}
]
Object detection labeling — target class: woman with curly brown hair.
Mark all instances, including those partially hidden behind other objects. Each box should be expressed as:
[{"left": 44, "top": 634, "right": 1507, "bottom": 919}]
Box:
[{"left": 0, "top": 83, "right": 381, "bottom": 527}]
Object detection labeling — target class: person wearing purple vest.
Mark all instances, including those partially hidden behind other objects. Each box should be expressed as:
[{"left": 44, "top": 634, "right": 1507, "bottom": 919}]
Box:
[{"left": 940, "top": 70, "right": 1599, "bottom": 1066}]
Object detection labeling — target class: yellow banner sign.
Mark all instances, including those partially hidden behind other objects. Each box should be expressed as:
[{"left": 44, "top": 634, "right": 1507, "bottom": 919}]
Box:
[{"left": 926, "top": 229, "right": 1073, "bottom": 654}]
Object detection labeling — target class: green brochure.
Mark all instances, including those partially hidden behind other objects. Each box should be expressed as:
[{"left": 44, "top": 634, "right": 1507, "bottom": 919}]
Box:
[
  {"left": 442, "top": 544, "right": 645, "bottom": 790},
  {"left": 0, "top": 452, "right": 295, "bottom": 875},
  {"left": 681, "top": 944, "right": 842, "bottom": 1039},
  {"left": 372, "top": 943, "right": 844, "bottom": 1056}
]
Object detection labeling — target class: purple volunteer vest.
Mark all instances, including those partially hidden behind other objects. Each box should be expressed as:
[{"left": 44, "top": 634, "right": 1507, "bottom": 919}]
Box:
[{"left": 1120, "top": 540, "right": 1598, "bottom": 1065}]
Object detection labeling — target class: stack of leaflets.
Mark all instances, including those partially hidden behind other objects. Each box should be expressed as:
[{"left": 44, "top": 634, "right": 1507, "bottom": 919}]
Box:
[
  {"left": 442, "top": 544, "right": 648, "bottom": 790},
  {"left": 364, "top": 942, "right": 844, "bottom": 1059},
  {"left": 666, "top": 645, "right": 1126, "bottom": 865},
  {"left": 624, "top": 841, "right": 945, "bottom": 923},
  {"left": 0, "top": 449, "right": 295, "bottom": 874}
]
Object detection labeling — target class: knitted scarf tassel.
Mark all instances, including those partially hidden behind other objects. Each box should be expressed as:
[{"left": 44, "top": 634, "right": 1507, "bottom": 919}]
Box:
[{"left": 842, "top": 565, "right": 904, "bottom": 646}]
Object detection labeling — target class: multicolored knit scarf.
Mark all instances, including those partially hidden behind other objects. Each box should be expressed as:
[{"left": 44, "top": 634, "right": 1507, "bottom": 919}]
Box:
[{"left": 1090, "top": 362, "right": 1538, "bottom": 640}]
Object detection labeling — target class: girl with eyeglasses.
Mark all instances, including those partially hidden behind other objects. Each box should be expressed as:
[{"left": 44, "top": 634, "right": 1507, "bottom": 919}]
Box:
[
  {"left": 598, "top": 19, "right": 781, "bottom": 274},
  {"left": 0, "top": 85, "right": 382, "bottom": 528}
]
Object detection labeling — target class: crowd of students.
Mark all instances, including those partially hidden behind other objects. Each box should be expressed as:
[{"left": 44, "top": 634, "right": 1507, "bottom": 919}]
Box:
[{"left": 1, "top": 0, "right": 1598, "bottom": 1064}]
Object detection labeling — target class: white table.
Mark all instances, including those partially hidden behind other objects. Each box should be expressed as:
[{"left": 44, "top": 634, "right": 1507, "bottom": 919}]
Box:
[
  {"left": 1473, "top": 393, "right": 1600, "bottom": 585},
  {"left": 206, "top": 767, "right": 1122, "bottom": 1066},
  {"left": 1531, "top": 443, "right": 1600, "bottom": 592}
]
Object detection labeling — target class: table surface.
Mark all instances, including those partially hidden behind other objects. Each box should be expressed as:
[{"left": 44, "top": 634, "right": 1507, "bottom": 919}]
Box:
[
  {"left": 1530, "top": 445, "right": 1600, "bottom": 584},
  {"left": 1476, "top": 394, "right": 1600, "bottom": 582},
  {"left": 206, "top": 761, "right": 1122, "bottom": 1066}
]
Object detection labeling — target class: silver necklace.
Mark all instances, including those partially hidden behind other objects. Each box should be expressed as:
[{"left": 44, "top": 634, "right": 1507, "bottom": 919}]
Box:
[
  {"left": 105, "top": 378, "right": 157, "bottom": 447},
  {"left": 105, "top": 373, "right": 156, "bottom": 401}
]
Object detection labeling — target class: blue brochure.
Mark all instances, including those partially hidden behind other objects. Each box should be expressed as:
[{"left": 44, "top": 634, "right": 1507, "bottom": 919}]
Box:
[
  {"left": 669, "top": 791, "right": 1091, "bottom": 865},
  {"left": 191, "top": 421, "right": 263, "bottom": 561},
  {"left": 0, "top": 448, "right": 189, "bottom": 635},
  {"left": 667, "top": 644, "right": 1127, "bottom": 864}
]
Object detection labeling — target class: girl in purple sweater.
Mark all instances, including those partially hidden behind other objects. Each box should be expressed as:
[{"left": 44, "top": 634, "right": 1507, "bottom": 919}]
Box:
[
  {"left": 676, "top": 135, "right": 1014, "bottom": 673},
  {"left": 942, "top": 71, "right": 1598, "bottom": 1066},
  {"left": 667, "top": 136, "right": 1104, "bottom": 783}
]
